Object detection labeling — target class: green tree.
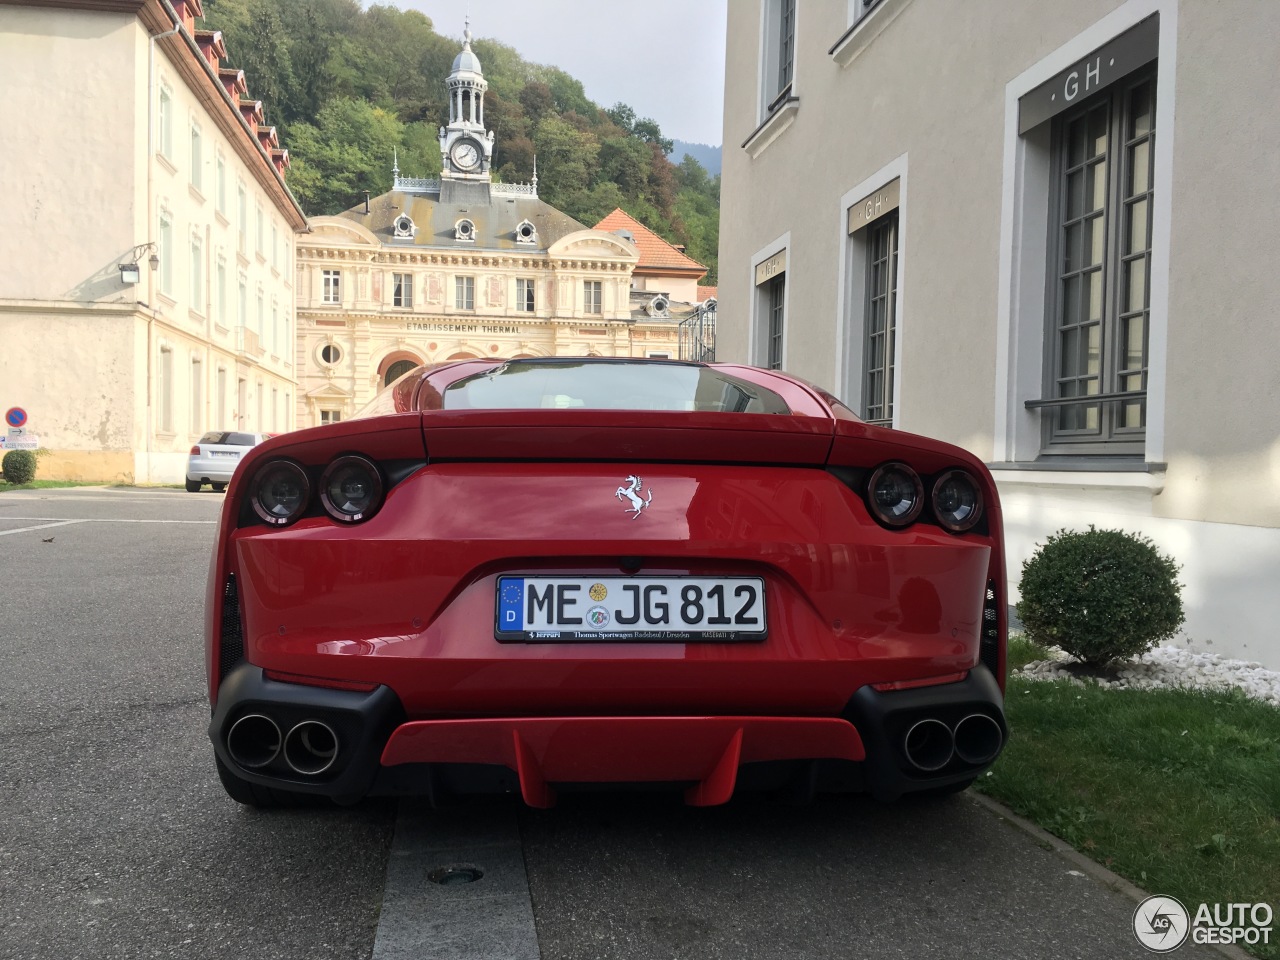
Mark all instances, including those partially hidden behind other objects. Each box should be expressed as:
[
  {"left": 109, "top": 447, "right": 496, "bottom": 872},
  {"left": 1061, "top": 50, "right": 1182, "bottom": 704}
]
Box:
[
  {"left": 286, "top": 98, "right": 404, "bottom": 214},
  {"left": 533, "top": 114, "right": 598, "bottom": 208}
]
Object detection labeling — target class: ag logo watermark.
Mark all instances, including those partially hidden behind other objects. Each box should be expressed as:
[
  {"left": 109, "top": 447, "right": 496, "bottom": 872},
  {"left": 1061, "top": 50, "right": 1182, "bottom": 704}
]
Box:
[
  {"left": 1133, "top": 896, "right": 1189, "bottom": 952},
  {"left": 1133, "top": 896, "right": 1274, "bottom": 952}
]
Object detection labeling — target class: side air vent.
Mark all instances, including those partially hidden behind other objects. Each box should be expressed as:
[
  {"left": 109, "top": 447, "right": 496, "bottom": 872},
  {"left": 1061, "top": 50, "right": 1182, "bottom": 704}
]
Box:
[
  {"left": 981, "top": 579, "right": 1000, "bottom": 677},
  {"left": 219, "top": 573, "right": 245, "bottom": 679}
]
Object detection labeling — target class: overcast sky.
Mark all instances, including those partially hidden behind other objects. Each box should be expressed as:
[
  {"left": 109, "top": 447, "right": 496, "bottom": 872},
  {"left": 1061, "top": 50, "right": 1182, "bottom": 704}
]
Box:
[{"left": 396, "top": 0, "right": 728, "bottom": 146}]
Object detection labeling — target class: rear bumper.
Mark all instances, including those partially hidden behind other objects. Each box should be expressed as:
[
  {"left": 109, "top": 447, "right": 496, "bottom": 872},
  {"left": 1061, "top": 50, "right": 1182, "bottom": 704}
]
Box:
[
  {"left": 209, "top": 663, "right": 1005, "bottom": 806},
  {"left": 188, "top": 456, "right": 238, "bottom": 483}
]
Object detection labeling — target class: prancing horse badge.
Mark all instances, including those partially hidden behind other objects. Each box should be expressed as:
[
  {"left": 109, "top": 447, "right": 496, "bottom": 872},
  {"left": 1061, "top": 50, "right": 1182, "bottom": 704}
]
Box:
[{"left": 614, "top": 475, "right": 653, "bottom": 519}]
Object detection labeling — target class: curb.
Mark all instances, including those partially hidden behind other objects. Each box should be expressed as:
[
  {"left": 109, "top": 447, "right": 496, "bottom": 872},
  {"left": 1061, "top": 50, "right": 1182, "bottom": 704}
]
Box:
[{"left": 968, "top": 790, "right": 1255, "bottom": 960}]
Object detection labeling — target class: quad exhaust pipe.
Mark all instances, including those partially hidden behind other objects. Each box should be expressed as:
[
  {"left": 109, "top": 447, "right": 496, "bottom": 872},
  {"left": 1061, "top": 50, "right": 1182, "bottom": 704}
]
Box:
[
  {"left": 283, "top": 720, "right": 339, "bottom": 775},
  {"left": 902, "top": 713, "right": 1003, "bottom": 772},
  {"left": 226, "top": 714, "right": 340, "bottom": 776},
  {"left": 226, "top": 713, "right": 282, "bottom": 769},
  {"left": 903, "top": 718, "right": 954, "bottom": 772},
  {"left": 953, "top": 713, "right": 1003, "bottom": 766}
]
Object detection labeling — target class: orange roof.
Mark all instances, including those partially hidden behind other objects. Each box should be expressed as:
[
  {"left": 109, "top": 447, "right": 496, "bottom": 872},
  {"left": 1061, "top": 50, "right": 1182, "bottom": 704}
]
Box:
[
  {"left": 697, "top": 286, "right": 718, "bottom": 302},
  {"left": 594, "top": 208, "right": 707, "bottom": 277}
]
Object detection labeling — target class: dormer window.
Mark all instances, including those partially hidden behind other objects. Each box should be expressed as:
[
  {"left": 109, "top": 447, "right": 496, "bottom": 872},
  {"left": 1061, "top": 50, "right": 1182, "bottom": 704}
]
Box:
[
  {"left": 515, "top": 219, "right": 537, "bottom": 244},
  {"left": 393, "top": 214, "right": 417, "bottom": 239},
  {"left": 455, "top": 218, "right": 475, "bottom": 242}
]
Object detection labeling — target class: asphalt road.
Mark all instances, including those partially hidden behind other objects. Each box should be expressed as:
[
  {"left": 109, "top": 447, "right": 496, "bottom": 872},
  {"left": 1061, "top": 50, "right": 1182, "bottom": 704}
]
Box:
[{"left": 0, "top": 487, "right": 1224, "bottom": 960}]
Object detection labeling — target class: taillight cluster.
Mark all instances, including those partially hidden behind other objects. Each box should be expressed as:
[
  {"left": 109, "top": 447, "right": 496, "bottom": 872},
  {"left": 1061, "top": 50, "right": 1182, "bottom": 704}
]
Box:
[
  {"left": 866, "top": 462, "right": 984, "bottom": 533},
  {"left": 249, "top": 455, "right": 384, "bottom": 527}
]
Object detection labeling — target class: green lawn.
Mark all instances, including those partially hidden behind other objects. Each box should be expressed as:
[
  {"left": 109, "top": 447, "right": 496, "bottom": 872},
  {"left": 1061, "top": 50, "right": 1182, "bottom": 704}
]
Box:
[
  {"left": 977, "top": 675, "right": 1280, "bottom": 958},
  {"left": 0, "top": 480, "right": 104, "bottom": 491}
]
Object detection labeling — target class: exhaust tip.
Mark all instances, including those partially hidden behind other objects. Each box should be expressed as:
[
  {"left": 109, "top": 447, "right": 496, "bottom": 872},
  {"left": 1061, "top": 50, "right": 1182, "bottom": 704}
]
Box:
[
  {"left": 284, "top": 720, "right": 339, "bottom": 776},
  {"left": 227, "top": 713, "right": 282, "bottom": 770},
  {"left": 953, "top": 713, "right": 1003, "bottom": 766},
  {"left": 903, "top": 718, "right": 954, "bottom": 772}
]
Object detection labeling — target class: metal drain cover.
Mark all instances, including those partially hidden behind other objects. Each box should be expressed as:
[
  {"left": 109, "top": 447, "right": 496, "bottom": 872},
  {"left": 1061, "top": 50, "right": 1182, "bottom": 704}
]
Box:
[{"left": 428, "top": 864, "right": 484, "bottom": 886}]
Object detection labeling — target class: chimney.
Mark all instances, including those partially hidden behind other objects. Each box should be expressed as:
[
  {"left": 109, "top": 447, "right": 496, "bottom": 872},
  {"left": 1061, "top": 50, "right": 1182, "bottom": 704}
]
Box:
[{"left": 364, "top": 192, "right": 371, "bottom": 214}]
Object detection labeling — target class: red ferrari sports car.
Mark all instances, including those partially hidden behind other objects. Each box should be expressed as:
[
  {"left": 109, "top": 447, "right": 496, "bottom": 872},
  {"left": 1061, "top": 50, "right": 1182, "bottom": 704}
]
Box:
[{"left": 206, "top": 358, "right": 1007, "bottom": 808}]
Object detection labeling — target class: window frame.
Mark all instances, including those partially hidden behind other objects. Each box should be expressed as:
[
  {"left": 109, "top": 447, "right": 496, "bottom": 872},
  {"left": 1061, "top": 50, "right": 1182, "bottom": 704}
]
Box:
[
  {"left": 190, "top": 356, "right": 203, "bottom": 435},
  {"left": 766, "top": 273, "right": 785, "bottom": 370},
  {"left": 189, "top": 120, "right": 203, "bottom": 191},
  {"left": 158, "top": 84, "right": 173, "bottom": 159},
  {"left": 516, "top": 277, "right": 536, "bottom": 312},
  {"left": 215, "top": 151, "right": 226, "bottom": 215},
  {"left": 158, "top": 211, "right": 174, "bottom": 297},
  {"left": 189, "top": 232, "right": 204, "bottom": 312},
  {"left": 393, "top": 272, "right": 414, "bottom": 308},
  {"left": 1039, "top": 68, "right": 1156, "bottom": 456},
  {"left": 861, "top": 210, "right": 898, "bottom": 425},
  {"left": 455, "top": 275, "right": 475, "bottom": 311},
  {"left": 158, "top": 345, "right": 174, "bottom": 434},
  {"left": 322, "top": 269, "right": 341, "bottom": 305},
  {"left": 760, "top": 0, "right": 799, "bottom": 120},
  {"left": 583, "top": 280, "right": 603, "bottom": 315},
  {"left": 237, "top": 182, "right": 247, "bottom": 256}
]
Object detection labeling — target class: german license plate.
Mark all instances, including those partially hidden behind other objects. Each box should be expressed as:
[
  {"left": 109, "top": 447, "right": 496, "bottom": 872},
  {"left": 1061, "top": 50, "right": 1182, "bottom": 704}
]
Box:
[{"left": 495, "top": 576, "right": 767, "bottom": 642}]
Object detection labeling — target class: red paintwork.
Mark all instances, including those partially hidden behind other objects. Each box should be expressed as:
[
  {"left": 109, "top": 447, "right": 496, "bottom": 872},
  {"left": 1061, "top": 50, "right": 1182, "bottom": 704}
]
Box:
[
  {"left": 205, "top": 360, "right": 1006, "bottom": 802},
  {"left": 381, "top": 716, "right": 865, "bottom": 807}
]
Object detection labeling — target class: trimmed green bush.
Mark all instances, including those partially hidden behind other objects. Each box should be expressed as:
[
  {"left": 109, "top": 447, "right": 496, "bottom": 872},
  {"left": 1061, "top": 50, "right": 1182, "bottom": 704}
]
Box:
[
  {"left": 1017, "top": 526, "right": 1184, "bottom": 667},
  {"left": 2, "top": 449, "right": 37, "bottom": 485}
]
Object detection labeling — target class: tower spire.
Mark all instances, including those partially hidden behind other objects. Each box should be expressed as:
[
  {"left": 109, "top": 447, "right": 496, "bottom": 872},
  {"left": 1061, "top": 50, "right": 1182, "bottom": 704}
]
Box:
[{"left": 392, "top": 146, "right": 399, "bottom": 180}]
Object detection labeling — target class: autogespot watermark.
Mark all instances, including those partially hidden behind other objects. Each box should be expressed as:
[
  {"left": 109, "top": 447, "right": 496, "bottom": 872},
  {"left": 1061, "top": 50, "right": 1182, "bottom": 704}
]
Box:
[{"left": 1133, "top": 895, "right": 1274, "bottom": 952}]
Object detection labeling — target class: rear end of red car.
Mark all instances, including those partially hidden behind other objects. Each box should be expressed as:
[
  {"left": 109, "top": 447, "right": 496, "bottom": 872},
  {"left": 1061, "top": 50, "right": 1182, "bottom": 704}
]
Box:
[{"left": 205, "top": 361, "right": 1007, "bottom": 807}]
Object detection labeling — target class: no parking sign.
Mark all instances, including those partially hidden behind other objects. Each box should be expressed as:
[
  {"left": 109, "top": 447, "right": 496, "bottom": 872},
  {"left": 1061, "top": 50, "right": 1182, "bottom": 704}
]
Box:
[{"left": 5, "top": 407, "right": 27, "bottom": 429}]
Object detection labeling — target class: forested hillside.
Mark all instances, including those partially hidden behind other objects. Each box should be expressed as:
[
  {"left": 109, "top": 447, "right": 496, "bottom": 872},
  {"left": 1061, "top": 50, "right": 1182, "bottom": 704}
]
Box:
[{"left": 202, "top": 0, "right": 720, "bottom": 283}]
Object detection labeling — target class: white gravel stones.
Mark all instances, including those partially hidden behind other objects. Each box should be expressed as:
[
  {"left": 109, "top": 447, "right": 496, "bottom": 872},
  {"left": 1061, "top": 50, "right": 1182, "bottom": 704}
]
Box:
[{"left": 1016, "top": 642, "right": 1280, "bottom": 707}]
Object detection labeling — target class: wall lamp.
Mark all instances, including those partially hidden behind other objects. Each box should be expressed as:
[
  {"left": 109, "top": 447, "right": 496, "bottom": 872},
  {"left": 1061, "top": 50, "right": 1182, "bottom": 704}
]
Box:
[{"left": 119, "top": 242, "right": 160, "bottom": 285}]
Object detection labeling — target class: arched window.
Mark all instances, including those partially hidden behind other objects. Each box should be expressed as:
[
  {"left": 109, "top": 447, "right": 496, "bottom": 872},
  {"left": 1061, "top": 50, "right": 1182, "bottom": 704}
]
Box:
[
  {"left": 445, "top": 351, "right": 480, "bottom": 361},
  {"left": 384, "top": 359, "right": 418, "bottom": 386}
]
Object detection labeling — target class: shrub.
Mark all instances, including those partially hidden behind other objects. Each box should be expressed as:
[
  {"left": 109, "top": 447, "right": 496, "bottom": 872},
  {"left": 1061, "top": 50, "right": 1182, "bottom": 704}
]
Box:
[
  {"left": 1, "top": 449, "right": 37, "bottom": 485},
  {"left": 1017, "top": 526, "right": 1184, "bottom": 667}
]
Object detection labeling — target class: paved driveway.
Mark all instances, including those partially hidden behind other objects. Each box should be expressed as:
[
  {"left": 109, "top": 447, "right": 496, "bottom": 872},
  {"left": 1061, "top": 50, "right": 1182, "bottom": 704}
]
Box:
[{"left": 0, "top": 487, "right": 1223, "bottom": 960}]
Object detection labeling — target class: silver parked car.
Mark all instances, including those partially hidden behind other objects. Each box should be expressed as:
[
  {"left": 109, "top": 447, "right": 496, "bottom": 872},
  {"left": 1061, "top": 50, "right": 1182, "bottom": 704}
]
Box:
[{"left": 186, "top": 431, "right": 271, "bottom": 492}]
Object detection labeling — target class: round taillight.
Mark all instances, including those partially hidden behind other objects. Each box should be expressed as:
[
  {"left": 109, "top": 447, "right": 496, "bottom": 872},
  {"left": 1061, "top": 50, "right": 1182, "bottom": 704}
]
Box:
[
  {"left": 319, "top": 455, "right": 383, "bottom": 523},
  {"left": 932, "top": 470, "right": 984, "bottom": 533},
  {"left": 250, "top": 460, "right": 310, "bottom": 526},
  {"left": 867, "top": 462, "right": 924, "bottom": 527}
]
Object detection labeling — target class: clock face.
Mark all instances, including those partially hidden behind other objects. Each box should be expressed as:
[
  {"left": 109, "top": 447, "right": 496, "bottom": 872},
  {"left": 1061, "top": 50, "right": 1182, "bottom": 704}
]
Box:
[{"left": 451, "top": 140, "right": 481, "bottom": 171}]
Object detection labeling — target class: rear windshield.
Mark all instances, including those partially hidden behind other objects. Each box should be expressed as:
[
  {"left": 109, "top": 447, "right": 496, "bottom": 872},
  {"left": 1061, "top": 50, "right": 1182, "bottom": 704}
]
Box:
[
  {"left": 442, "top": 360, "right": 790, "bottom": 414},
  {"left": 198, "top": 431, "right": 258, "bottom": 446}
]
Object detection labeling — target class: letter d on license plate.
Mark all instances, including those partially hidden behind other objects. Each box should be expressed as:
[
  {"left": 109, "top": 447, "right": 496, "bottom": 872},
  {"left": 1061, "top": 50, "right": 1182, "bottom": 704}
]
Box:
[{"left": 495, "top": 576, "right": 767, "bottom": 642}]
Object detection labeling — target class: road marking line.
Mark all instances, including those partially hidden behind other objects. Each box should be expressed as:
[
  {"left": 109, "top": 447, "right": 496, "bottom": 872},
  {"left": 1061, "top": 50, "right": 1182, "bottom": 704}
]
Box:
[
  {"left": 372, "top": 801, "right": 540, "bottom": 960},
  {"left": 0, "top": 519, "right": 90, "bottom": 537},
  {"left": 0, "top": 517, "right": 215, "bottom": 525}
]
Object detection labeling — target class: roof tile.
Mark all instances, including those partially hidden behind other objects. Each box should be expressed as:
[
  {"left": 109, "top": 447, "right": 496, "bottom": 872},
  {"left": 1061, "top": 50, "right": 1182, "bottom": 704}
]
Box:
[{"left": 593, "top": 208, "right": 706, "bottom": 276}]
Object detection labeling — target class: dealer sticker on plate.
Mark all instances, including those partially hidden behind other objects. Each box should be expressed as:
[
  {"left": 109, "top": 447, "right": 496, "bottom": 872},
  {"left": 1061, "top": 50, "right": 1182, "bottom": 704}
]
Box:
[{"left": 495, "top": 576, "right": 767, "bottom": 642}]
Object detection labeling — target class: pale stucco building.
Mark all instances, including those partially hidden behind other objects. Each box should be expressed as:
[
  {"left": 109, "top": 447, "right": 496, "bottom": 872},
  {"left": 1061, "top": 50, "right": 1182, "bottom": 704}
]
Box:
[
  {"left": 0, "top": 0, "right": 304, "bottom": 482},
  {"left": 719, "top": 0, "right": 1280, "bottom": 667},
  {"left": 295, "top": 31, "right": 686, "bottom": 425}
]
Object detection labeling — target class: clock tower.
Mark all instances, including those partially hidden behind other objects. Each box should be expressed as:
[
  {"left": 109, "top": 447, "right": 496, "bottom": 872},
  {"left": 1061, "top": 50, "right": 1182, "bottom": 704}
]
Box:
[{"left": 439, "top": 21, "right": 495, "bottom": 187}]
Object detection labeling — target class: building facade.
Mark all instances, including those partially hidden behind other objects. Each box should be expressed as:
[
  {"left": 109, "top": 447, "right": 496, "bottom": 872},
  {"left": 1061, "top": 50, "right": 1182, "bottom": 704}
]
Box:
[
  {"left": 0, "top": 0, "right": 304, "bottom": 483},
  {"left": 294, "top": 31, "right": 682, "bottom": 425},
  {"left": 720, "top": 0, "right": 1280, "bottom": 667}
]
